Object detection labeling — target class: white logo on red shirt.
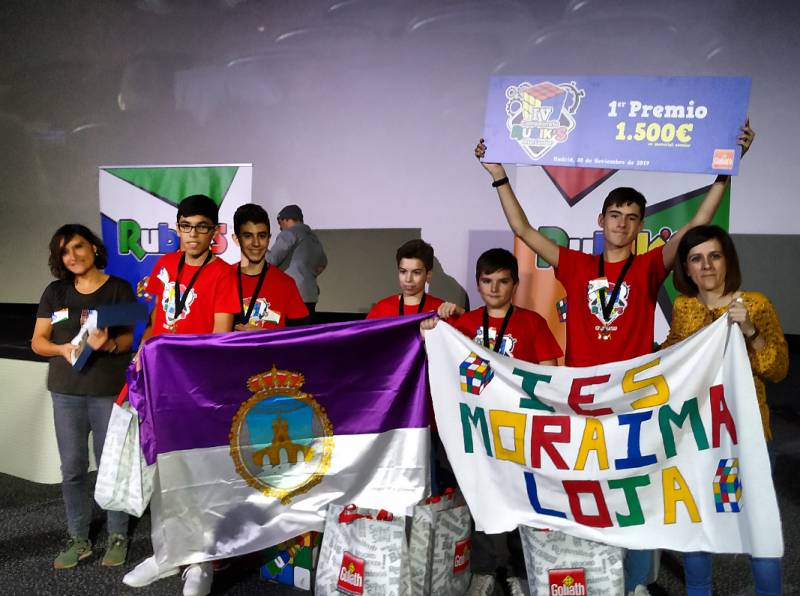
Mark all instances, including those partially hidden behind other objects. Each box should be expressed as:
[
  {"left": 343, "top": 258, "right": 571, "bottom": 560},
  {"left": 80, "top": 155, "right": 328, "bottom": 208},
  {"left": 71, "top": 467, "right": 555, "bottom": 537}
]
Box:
[
  {"left": 473, "top": 326, "right": 517, "bottom": 357},
  {"left": 587, "top": 279, "right": 630, "bottom": 327},
  {"left": 242, "top": 297, "right": 281, "bottom": 325},
  {"left": 157, "top": 267, "right": 197, "bottom": 329}
]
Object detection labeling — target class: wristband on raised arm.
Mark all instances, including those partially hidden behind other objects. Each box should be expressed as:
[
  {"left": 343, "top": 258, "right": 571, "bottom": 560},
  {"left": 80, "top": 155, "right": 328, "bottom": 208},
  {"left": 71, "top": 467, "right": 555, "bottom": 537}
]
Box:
[{"left": 492, "top": 176, "right": 509, "bottom": 188}]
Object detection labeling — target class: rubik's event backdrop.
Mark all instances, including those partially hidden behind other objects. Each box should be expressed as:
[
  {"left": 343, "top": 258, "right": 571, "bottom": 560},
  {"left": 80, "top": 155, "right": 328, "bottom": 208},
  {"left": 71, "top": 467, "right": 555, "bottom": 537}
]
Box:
[{"left": 99, "top": 164, "right": 252, "bottom": 340}]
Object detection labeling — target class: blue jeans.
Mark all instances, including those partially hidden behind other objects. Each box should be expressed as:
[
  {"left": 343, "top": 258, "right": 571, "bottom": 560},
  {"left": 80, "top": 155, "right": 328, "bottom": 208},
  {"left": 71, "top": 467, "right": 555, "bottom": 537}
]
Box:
[
  {"left": 51, "top": 392, "right": 129, "bottom": 539},
  {"left": 684, "top": 551, "right": 781, "bottom": 596},
  {"left": 625, "top": 549, "right": 652, "bottom": 591}
]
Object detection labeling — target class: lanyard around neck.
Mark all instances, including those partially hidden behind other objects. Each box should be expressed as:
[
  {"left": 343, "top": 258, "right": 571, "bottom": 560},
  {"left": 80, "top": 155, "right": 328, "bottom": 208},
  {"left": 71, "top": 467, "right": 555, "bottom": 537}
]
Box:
[
  {"left": 237, "top": 262, "right": 269, "bottom": 324},
  {"left": 482, "top": 305, "right": 514, "bottom": 353},
  {"left": 398, "top": 293, "right": 426, "bottom": 316},
  {"left": 174, "top": 251, "right": 213, "bottom": 320},
  {"left": 597, "top": 254, "right": 634, "bottom": 322}
]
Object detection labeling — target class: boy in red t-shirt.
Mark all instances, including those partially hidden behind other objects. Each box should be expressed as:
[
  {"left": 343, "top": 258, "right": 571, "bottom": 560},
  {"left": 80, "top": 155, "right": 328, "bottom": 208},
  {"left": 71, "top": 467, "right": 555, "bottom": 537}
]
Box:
[
  {"left": 138, "top": 195, "right": 239, "bottom": 341},
  {"left": 439, "top": 249, "right": 562, "bottom": 365},
  {"left": 366, "top": 238, "right": 445, "bottom": 318},
  {"left": 125, "top": 195, "right": 239, "bottom": 595},
  {"left": 230, "top": 204, "right": 309, "bottom": 330},
  {"left": 368, "top": 239, "right": 450, "bottom": 494},
  {"left": 423, "top": 248, "right": 561, "bottom": 596}
]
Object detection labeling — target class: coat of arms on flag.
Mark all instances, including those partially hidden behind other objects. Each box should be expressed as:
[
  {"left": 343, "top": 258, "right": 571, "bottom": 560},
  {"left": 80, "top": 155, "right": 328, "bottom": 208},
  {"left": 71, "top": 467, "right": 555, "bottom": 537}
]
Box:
[{"left": 230, "top": 367, "right": 334, "bottom": 504}]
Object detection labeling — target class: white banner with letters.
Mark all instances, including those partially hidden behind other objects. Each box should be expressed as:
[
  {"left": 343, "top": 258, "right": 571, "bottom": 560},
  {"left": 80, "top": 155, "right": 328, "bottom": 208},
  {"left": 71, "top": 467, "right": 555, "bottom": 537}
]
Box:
[{"left": 425, "top": 315, "right": 782, "bottom": 557}]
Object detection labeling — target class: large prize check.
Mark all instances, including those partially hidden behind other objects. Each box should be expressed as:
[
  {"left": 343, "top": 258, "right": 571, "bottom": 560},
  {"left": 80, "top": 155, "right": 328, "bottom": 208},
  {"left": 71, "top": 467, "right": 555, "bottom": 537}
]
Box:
[{"left": 482, "top": 75, "right": 750, "bottom": 175}]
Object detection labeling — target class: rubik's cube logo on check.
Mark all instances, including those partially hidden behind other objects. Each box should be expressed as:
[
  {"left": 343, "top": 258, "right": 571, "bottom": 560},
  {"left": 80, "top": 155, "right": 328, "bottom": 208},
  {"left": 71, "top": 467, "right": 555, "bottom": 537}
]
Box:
[{"left": 505, "top": 80, "right": 585, "bottom": 160}]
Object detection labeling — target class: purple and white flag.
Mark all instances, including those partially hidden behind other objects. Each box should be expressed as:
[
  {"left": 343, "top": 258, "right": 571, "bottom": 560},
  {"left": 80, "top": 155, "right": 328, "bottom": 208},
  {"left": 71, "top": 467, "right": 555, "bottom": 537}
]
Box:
[{"left": 128, "top": 315, "right": 431, "bottom": 567}]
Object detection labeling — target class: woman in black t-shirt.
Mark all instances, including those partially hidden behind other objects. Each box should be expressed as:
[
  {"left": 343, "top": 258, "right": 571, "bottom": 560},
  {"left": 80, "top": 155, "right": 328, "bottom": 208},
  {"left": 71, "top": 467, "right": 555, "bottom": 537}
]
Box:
[{"left": 31, "top": 224, "right": 135, "bottom": 570}]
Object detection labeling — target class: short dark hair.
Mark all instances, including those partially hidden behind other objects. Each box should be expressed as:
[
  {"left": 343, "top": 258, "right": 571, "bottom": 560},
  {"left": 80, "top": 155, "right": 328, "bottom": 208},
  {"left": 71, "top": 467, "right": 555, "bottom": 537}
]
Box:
[
  {"left": 673, "top": 225, "right": 742, "bottom": 296},
  {"left": 475, "top": 248, "right": 519, "bottom": 284},
  {"left": 602, "top": 187, "right": 647, "bottom": 218},
  {"left": 177, "top": 194, "right": 219, "bottom": 225},
  {"left": 233, "top": 203, "right": 270, "bottom": 236},
  {"left": 396, "top": 239, "right": 434, "bottom": 271},
  {"left": 48, "top": 224, "right": 108, "bottom": 280}
]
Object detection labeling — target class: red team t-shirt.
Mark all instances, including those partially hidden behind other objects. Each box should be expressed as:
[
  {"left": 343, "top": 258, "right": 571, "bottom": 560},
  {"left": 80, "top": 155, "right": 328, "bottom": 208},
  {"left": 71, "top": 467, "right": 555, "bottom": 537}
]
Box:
[
  {"left": 234, "top": 263, "right": 309, "bottom": 328},
  {"left": 146, "top": 251, "right": 240, "bottom": 336},
  {"left": 555, "top": 245, "right": 668, "bottom": 367},
  {"left": 366, "top": 293, "right": 445, "bottom": 319},
  {"left": 451, "top": 306, "right": 562, "bottom": 364}
]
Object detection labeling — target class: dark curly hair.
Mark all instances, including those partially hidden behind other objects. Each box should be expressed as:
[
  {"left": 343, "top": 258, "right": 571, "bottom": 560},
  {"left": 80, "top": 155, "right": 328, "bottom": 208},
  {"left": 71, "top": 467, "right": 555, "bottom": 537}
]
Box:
[{"left": 48, "top": 224, "right": 108, "bottom": 280}]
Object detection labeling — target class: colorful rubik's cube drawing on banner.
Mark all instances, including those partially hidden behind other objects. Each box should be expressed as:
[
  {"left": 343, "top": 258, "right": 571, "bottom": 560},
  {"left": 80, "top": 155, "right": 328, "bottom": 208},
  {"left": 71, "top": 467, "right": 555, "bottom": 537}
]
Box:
[
  {"left": 521, "top": 82, "right": 567, "bottom": 123},
  {"left": 460, "top": 352, "right": 494, "bottom": 395},
  {"left": 713, "top": 458, "right": 742, "bottom": 512},
  {"left": 260, "top": 531, "right": 322, "bottom": 591}
]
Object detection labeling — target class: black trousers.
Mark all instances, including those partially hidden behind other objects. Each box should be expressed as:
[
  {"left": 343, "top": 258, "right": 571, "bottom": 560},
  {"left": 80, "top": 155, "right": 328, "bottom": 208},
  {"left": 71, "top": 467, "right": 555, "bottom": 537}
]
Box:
[{"left": 472, "top": 529, "right": 526, "bottom": 578}]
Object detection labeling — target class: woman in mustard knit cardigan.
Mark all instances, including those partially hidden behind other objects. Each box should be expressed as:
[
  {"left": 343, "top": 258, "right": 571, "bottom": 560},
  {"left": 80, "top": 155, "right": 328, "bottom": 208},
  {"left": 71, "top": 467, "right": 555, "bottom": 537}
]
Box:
[{"left": 663, "top": 224, "right": 788, "bottom": 596}]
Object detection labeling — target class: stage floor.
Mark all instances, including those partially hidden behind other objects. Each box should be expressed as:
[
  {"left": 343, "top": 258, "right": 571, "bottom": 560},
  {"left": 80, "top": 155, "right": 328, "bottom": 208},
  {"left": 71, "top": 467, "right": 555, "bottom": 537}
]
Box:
[{"left": 2, "top": 408, "right": 799, "bottom": 595}]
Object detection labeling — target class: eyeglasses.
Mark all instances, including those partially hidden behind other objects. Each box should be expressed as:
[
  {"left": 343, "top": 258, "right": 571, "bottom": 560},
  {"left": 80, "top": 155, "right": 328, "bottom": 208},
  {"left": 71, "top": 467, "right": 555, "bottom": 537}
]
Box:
[{"left": 177, "top": 222, "right": 216, "bottom": 234}]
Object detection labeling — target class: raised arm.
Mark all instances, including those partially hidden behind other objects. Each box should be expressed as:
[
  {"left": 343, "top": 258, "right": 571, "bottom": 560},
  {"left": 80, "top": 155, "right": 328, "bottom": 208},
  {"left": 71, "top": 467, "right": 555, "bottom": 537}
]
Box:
[
  {"left": 662, "top": 120, "right": 755, "bottom": 270},
  {"left": 475, "top": 140, "right": 560, "bottom": 267}
]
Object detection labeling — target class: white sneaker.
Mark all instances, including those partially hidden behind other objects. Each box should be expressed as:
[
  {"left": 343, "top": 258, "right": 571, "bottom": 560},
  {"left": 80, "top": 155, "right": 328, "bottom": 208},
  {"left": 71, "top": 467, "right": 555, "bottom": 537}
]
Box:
[
  {"left": 627, "top": 585, "right": 651, "bottom": 596},
  {"left": 507, "top": 576, "right": 530, "bottom": 596},
  {"left": 182, "top": 562, "right": 213, "bottom": 596},
  {"left": 122, "top": 555, "right": 180, "bottom": 587},
  {"left": 466, "top": 573, "right": 496, "bottom": 596}
]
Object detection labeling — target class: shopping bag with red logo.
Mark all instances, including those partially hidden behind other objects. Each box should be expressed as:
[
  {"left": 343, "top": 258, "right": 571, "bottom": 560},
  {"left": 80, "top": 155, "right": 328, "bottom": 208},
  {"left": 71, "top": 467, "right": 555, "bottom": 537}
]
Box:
[
  {"left": 519, "top": 527, "right": 624, "bottom": 595},
  {"left": 315, "top": 503, "right": 410, "bottom": 596},
  {"left": 408, "top": 488, "right": 472, "bottom": 596}
]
